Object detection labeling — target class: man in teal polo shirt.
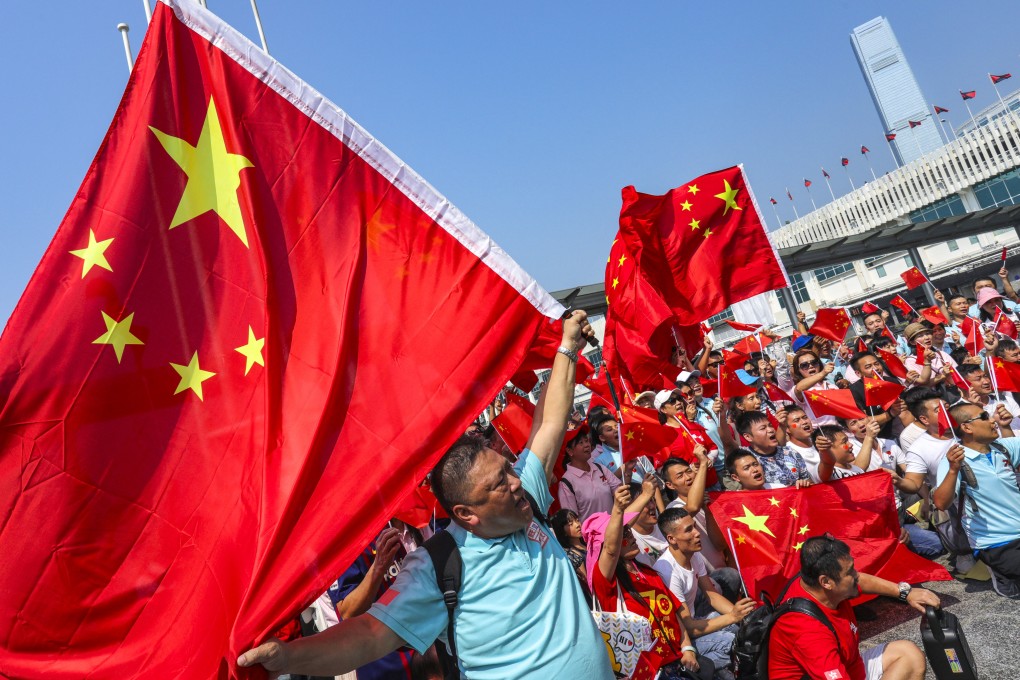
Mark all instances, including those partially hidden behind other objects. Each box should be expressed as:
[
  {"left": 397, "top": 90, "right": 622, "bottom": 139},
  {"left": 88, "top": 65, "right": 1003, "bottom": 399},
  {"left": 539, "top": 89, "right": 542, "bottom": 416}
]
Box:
[
  {"left": 238, "top": 311, "right": 614, "bottom": 679},
  {"left": 934, "top": 402, "right": 1020, "bottom": 598}
]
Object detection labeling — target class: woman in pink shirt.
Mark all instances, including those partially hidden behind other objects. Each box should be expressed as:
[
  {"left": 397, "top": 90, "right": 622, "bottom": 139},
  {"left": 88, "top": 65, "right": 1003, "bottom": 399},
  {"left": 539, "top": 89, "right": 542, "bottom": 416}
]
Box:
[{"left": 557, "top": 425, "right": 620, "bottom": 521}]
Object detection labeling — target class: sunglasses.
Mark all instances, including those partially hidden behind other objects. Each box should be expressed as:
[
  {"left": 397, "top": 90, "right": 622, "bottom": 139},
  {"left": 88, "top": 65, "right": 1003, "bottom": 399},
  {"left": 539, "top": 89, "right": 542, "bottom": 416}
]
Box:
[
  {"left": 960, "top": 411, "right": 991, "bottom": 425},
  {"left": 709, "top": 360, "right": 724, "bottom": 367},
  {"left": 798, "top": 360, "right": 821, "bottom": 370},
  {"left": 665, "top": 396, "right": 681, "bottom": 405}
]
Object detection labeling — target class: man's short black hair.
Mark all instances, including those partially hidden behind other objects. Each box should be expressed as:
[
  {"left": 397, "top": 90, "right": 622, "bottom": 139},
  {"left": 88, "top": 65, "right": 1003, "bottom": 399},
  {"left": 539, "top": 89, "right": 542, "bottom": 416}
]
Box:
[
  {"left": 725, "top": 447, "right": 758, "bottom": 476},
  {"left": 903, "top": 387, "right": 941, "bottom": 420},
  {"left": 863, "top": 311, "right": 882, "bottom": 322},
  {"left": 660, "top": 456, "right": 691, "bottom": 480},
  {"left": 431, "top": 435, "right": 488, "bottom": 516},
  {"left": 657, "top": 506, "right": 690, "bottom": 536},
  {"left": 870, "top": 334, "right": 894, "bottom": 350},
  {"left": 973, "top": 276, "right": 997, "bottom": 293},
  {"left": 948, "top": 293, "right": 968, "bottom": 306},
  {"left": 709, "top": 349, "right": 723, "bottom": 359},
  {"left": 996, "top": 338, "right": 1019, "bottom": 357},
  {"left": 801, "top": 534, "right": 853, "bottom": 587},
  {"left": 813, "top": 424, "right": 844, "bottom": 445},
  {"left": 850, "top": 351, "right": 878, "bottom": 372},
  {"left": 589, "top": 412, "right": 615, "bottom": 447},
  {"left": 735, "top": 410, "right": 769, "bottom": 436},
  {"left": 957, "top": 362, "right": 983, "bottom": 380}
]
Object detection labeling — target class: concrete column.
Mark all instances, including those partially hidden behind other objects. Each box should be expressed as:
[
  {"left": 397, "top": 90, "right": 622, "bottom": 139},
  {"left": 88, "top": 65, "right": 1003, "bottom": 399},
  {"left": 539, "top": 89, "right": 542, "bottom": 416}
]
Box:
[
  {"left": 778, "top": 286, "right": 801, "bottom": 331},
  {"left": 908, "top": 246, "right": 939, "bottom": 307}
]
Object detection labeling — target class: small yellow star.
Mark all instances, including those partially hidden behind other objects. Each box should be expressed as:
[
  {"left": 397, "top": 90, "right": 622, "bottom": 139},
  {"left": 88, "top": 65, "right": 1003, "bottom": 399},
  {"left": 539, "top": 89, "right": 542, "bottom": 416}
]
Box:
[
  {"left": 798, "top": 524, "right": 810, "bottom": 535},
  {"left": 170, "top": 351, "right": 216, "bottom": 401},
  {"left": 688, "top": 184, "right": 700, "bottom": 195},
  {"left": 793, "top": 541, "right": 804, "bottom": 551},
  {"left": 612, "top": 277, "right": 619, "bottom": 289},
  {"left": 714, "top": 179, "right": 743, "bottom": 215},
  {"left": 768, "top": 497, "right": 780, "bottom": 507},
  {"left": 689, "top": 218, "right": 701, "bottom": 231},
  {"left": 93, "top": 311, "right": 144, "bottom": 363},
  {"left": 703, "top": 229, "right": 713, "bottom": 239},
  {"left": 736, "top": 535, "right": 747, "bottom": 544},
  {"left": 732, "top": 505, "right": 775, "bottom": 537},
  {"left": 625, "top": 430, "right": 635, "bottom": 441},
  {"left": 69, "top": 229, "right": 114, "bottom": 278},
  {"left": 618, "top": 254, "right": 627, "bottom": 266},
  {"left": 234, "top": 326, "right": 265, "bottom": 375},
  {"left": 419, "top": 252, "right": 434, "bottom": 263},
  {"left": 789, "top": 507, "right": 799, "bottom": 518},
  {"left": 680, "top": 200, "right": 693, "bottom": 211},
  {"left": 150, "top": 98, "right": 254, "bottom": 247},
  {"left": 809, "top": 393, "right": 820, "bottom": 401}
]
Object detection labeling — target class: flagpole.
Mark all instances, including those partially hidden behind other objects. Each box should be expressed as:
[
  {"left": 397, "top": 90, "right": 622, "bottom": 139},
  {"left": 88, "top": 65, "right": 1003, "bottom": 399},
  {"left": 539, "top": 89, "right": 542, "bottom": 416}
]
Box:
[
  {"left": 963, "top": 99, "right": 979, "bottom": 131},
  {"left": 884, "top": 137, "right": 899, "bottom": 169},
  {"left": 942, "top": 118, "right": 958, "bottom": 141},
  {"left": 117, "top": 23, "right": 133, "bottom": 73},
  {"left": 770, "top": 201, "right": 782, "bottom": 229},
  {"left": 805, "top": 184, "right": 818, "bottom": 211},
  {"left": 787, "top": 189, "right": 800, "bottom": 220},
  {"left": 842, "top": 164, "right": 856, "bottom": 190},
  {"left": 991, "top": 76, "right": 1009, "bottom": 111},
  {"left": 864, "top": 148, "right": 879, "bottom": 179},
  {"left": 910, "top": 126, "right": 924, "bottom": 160},
  {"left": 142, "top": 0, "right": 152, "bottom": 23},
  {"left": 249, "top": 0, "right": 270, "bottom": 53},
  {"left": 934, "top": 108, "right": 950, "bottom": 143},
  {"left": 822, "top": 171, "right": 836, "bottom": 202},
  {"left": 725, "top": 528, "right": 750, "bottom": 598}
]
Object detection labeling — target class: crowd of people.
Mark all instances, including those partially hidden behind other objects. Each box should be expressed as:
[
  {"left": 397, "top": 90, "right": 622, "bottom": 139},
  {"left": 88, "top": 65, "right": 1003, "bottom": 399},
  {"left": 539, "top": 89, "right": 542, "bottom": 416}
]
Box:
[{"left": 237, "top": 267, "right": 1020, "bottom": 680}]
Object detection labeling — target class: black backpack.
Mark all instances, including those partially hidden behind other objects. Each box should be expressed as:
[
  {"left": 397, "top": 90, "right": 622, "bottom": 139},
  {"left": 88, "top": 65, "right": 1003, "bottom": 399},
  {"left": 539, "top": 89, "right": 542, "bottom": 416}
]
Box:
[
  {"left": 731, "top": 577, "right": 841, "bottom": 680},
  {"left": 422, "top": 489, "right": 548, "bottom": 680}
]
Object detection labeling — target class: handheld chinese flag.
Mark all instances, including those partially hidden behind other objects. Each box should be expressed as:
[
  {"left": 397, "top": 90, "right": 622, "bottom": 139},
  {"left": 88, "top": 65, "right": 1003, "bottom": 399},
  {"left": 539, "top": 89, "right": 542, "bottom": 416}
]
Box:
[
  {"left": 900, "top": 267, "right": 928, "bottom": 290},
  {"left": 889, "top": 294, "right": 915, "bottom": 315},
  {"left": 616, "top": 166, "right": 789, "bottom": 325},
  {"left": 725, "top": 320, "right": 763, "bottom": 332},
  {"left": 856, "top": 336, "right": 870, "bottom": 353},
  {"left": 722, "top": 348, "right": 749, "bottom": 371},
  {"left": 876, "top": 347, "right": 908, "bottom": 380},
  {"left": 764, "top": 382, "right": 795, "bottom": 404},
  {"left": 920, "top": 305, "right": 949, "bottom": 326},
  {"left": 719, "top": 366, "right": 759, "bottom": 400},
  {"left": 733, "top": 333, "right": 774, "bottom": 355},
  {"left": 961, "top": 317, "right": 984, "bottom": 357},
  {"left": 808, "top": 308, "right": 852, "bottom": 343},
  {"left": 492, "top": 392, "right": 537, "bottom": 454},
  {"left": 989, "top": 357, "right": 1020, "bottom": 393},
  {"left": 948, "top": 366, "right": 971, "bottom": 393},
  {"left": 936, "top": 401, "right": 958, "bottom": 438},
  {"left": 710, "top": 473, "right": 949, "bottom": 601},
  {"left": 863, "top": 377, "right": 903, "bottom": 409},
  {"left": 995, "top": 310, "right": 1019, "bottom": 340},
  {"left": 991, "top": 73, "right": 1012, "bottom": 84},
  {"left": 960, "top": 90, "right": 977, "bottom": 100},
  {"left": 860, "top": 300, "right": 879, "bottom": 314},
  {"left": 1003, "top": 246, "right": 1009, "bottom": 263},
  {"left": 804, "top": 389, "right": 867, "bottom": 420},
  {"left": 0, "top": 2, "right": 563, "bottom": 676},
  {"left": 619, "top": 405, "right": 679, "bottom": 463}
]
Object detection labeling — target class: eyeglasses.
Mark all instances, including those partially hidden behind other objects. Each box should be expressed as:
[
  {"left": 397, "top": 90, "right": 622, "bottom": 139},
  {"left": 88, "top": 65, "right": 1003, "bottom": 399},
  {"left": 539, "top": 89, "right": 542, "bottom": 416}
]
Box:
[
  {"left": 798, "top": 360, "right": 821, "bottom": 370},
  {"left": 960, "top": 411, "right": 991, "bottom": 425},
  {"left": 665, "top": 396, "right": 681, "bottom": 405}
]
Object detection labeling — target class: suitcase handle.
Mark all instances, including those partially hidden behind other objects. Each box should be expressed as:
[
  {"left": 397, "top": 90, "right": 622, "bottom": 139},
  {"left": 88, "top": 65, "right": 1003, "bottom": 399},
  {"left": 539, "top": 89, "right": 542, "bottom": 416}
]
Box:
[{"left": 924, "top": 605, "right": 945, "bottom": 642}]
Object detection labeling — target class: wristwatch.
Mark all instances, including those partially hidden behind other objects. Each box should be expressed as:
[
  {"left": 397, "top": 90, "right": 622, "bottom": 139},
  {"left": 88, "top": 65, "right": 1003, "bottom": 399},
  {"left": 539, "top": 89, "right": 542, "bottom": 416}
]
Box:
[
  {"left": 898, "top": 581, "right": 912, "bottom": 602},
  {"left": 556, "top": 345, "right": 579, "bottom": 362}
]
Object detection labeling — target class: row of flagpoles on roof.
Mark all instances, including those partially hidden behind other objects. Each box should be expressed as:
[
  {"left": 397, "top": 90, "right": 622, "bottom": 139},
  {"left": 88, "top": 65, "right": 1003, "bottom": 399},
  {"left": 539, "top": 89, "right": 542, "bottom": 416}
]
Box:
[
  {"left": 768, "top": 71, "right": 1015, "bottom": 229},
  {"left": 117, "top": 0, "right": 270, "bottom": 72}
]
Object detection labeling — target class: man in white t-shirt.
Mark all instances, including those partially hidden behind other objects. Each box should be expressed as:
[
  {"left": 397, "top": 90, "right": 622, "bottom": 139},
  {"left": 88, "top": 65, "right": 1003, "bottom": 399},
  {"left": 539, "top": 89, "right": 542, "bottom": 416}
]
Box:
[
  {"left": 655, "top": 507, "right": 756, "bottom": 672},
  {"left": 901, "top": 393, "right": 955, "bottom": 494},
  {"left": 626, "top": 481, "right": 669, "bottom": 567},
  {"left": 782, "top": 406, "right": 823, "bottom": 482},
  {"left": 661, "top": 448, "right": 727, "bottom": 569}
]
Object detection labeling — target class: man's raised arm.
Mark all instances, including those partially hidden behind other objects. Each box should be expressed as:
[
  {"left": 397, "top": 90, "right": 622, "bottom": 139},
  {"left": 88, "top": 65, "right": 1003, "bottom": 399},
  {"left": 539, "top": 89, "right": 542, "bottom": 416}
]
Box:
[{"left": 526, "top": 310, "right": 593, "bottom": 482}]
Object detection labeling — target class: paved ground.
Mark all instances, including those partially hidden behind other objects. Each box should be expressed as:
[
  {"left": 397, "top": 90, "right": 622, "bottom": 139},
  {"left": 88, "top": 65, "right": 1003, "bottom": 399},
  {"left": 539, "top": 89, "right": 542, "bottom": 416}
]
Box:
[{"left": 857, "top": 557, "right": 1020, "bottom": 679}]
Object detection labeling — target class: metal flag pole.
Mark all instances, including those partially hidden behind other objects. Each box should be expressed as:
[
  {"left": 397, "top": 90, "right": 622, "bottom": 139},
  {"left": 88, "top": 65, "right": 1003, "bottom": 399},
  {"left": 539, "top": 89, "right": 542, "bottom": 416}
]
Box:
[
  {"left": 804, "top": 182, "right": 817, "bottom": 211},
  {"left": 863, "top": 146, "right": 879, "bottom": 179},
  {"left": 883, "top": 136, "right": 899, "bottom": 169},
  {"left": 942, "top": 118, "right": 958, "bottom": 141},
  {"left": 770, "top": 200, "right": 782, "bottom": 229},
  {"left": 962, "top": 96, "right": 979, "bottom": 131},
  {"left": 142, "top": 0, "right": 152, "bottom": 23},
  {"left": 250, "top": 0, "right": 270, "bottom": 53},
  {"left": 787, "top": 189, "right": 799, "bottom": 220},
  {"left": 822, "top": 169, "right": 836, "bottom": 201},
  {"left": 117, "top": 23, "right": 133, "bottom": 73},
  {"left": 991, "top": 75, "right": 1009, "bottom": 111},
  {"left": 910, "top": 125, "right": 924, "bottom": 160},
  {"left": 842, "top": 162, "right": 856, "bottom": 191},
  {"left": 934, "top": 107, "right": 950, "bottom": 143}
]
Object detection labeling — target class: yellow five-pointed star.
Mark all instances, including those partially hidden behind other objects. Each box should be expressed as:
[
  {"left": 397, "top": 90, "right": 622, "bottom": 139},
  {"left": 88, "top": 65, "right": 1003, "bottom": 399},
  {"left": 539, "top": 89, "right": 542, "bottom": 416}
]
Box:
[
  {"left": 798, "top": 524, "right": 810, "bottom": 535},
  {"left": 625, "top": 430, "right": 635, "bottom": 441},
  {"left": 170, "top": 352, "right": 216, "bottom": 400},
  {"left": 732, "top": 505, "right": 775, "bottom": 537},
  {"left": 703, "top": 229, "right": 713, "bottom": 239},
  {"left": 789, "top": 507, "right": 799, "bottom": 518},
  {"left": 150, "top": 98, "right": 254, "bottom": 247},
  {"left": 687, "top": 184, "right": 700, "bottom": 195},
  {"left": 736, "top": 535, "right": 747, "bottom": 544},
  {"left": 680, "top": 200, "right": 693, "bottom": 211},
  {"left": 689, "top": 218, "right": 701, "bottom": 231},
  {"left": 768, "top": 497, "right": 780, "bottom": 507},
  {"left": 235, "top": 326, "right": 265, "bottom": 375},
  {"left": 714, "top": 179, "right": 743, "bottom": 215},
  {"left": 70, "top": 230, "right": 114, "bottom": 278},
  {"left": 618, "top": 254, "right": 627, "bottom": 266},
  {"left": 793, "top": 541, "right": 804, "bottom": 551},
  {"left": 612, "top": 277, "right": 620, "bottom": 289},
  {"left": 93, "top": 311, "right": 144, "bottom": 363}
]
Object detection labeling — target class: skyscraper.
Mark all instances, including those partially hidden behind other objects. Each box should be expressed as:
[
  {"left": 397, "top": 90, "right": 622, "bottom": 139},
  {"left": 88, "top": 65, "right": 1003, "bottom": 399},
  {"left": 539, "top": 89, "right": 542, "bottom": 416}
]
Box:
[{"left": 851, "top": 17, "right": 943, "bottom": 164}]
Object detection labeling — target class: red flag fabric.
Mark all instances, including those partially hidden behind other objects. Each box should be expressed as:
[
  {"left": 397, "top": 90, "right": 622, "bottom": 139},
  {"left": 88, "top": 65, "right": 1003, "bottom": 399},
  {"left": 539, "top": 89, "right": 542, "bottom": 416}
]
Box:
[
  {"left": 732, "top": 333, "right": 774, "bottom": 355},
  {"left": 841, "top": 157, "right": 850, "bottom": 167},
  {"left": 949, "top": 366, "right": 971, "bottom": 393},
  {"left": 937, "top": 402, "right": 957, "bottom": 439},
  {"left": 861, "top": 301, "right": 879, "bottom": 314},
  {"left": 700, "top": 377, "right": 719, "bottom": 399},
  {"left": 863, "top": 377, "right": 903, "bottom": 409},
  {"left": 719, "top": 366, "right": 759, "bottom": 400},
  {"left": 856, "top": 336, "right": 869, "bottom": 353},
  {"left": 619, "top": 405, "right": 679, "bottom": 464},
  {"left": 861, "top": 145, "right": 871, "bottom": 153},
  {"left": 889, "top": 294, "right": 915, "bottom": 315},
  {"left": 885, "top": 133, "right": 897, "bottom": 141},
  {"left": 725, "top": 320, "right": 763, "bottom": 332},
  {"left": 934, "top": 105, "right": 950, "bottom": 114},
  {"left": 492, "top": 393, "right": 537, "bottom": 454},
  {"left": 710, "top": 473, "right": 950, "bottom": 601},
  {"left": 512, "top": 319, "right": 595, "bottom": 390},
  {"left": 908, "top": 120, "right": 923, "bottom": 128},
  {"left": 961, "top": 317, "right": 984, "bottom": 357},
  {"left": 1003, "top": 246, "right": 1009, "bottom": 263},
  {"left": 770, "top": 197, "right": 778, "bottom": 205},
  {"left": 960, "top": 90, "right": 976, "bottom": 100},
  {"left": 876, "top": 346, "right": 909, "bottom": 381},
  {"left": 804, "top": 389, "right": 867, "bottom": 420},
  {"left": 808, "top": 308, "right": 852, "bottom": 343},
  {"left": 995, "top": 310, "right": 1019, "bottom": 340},
  {"left": 787, "top": 189, "right": 794, "bottom": 201},
  {"left": 991, "top": 74, "right": 1012, "bottom": 84},
  {"left": 588, "top": 392, "right": 619, "bottom": 419},
  {"left": 900, "top": 267, "right": 928, "bottom": 290},
  {"left": 821, "top": 169, "right": 830, "bottom": 180},
  {"left": 615, "top": 166, "right": 789, "bottom": 325},
  {"left": 669, "top": 420, "right": 719, "bottom": 486},
  {"left": 988, "top": 357, "right": 1020, "bottom": 393},
  {"left": 920, "top": 305, "right": 949, "bottom": 326},
  {"left": 393, "top": 481, "right": 447, "bottom": 529},
  {"left": 722, "top": 348, "right": 750, "bottom": 371},
  {"left": 0, "top": 4, "right": 562, "bottom": 676},
  {"left": 583, "top": 369, "right": 614, "bottom": 401},
  {"left": 804, "top": 179, "right": 812, "bottom": 188},
  {"left": 764, "top": 382, "right": 795, "bottom": 404}
]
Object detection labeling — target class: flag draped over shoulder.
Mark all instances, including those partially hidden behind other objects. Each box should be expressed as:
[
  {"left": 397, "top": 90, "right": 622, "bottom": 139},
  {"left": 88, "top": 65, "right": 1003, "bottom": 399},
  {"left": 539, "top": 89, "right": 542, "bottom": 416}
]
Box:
[
  {"left": 710, "top": 473, "right": 950, "bottom": 601},
  {"left": 0, "top": 2, "right": 562, "bottom": 677}
]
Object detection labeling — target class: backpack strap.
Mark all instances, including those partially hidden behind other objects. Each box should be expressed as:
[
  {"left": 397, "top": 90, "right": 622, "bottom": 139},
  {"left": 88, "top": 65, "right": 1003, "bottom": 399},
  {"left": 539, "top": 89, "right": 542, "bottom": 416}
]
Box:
[
  {"left": 423, "top": 531, "right": 463, "bottom": 663},
  {"left": 523, "top": 489, "right": 549, "bottom": 526},
  {"left": 558, "top": 476, "right": 575, "bottom": 498},
  {"left": 776, "top": 597, "right": 842, "bottom": 656}
]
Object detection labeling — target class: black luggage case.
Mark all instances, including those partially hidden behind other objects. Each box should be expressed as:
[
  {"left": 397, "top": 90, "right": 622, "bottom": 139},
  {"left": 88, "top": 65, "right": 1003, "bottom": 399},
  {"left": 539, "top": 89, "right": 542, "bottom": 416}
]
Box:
[{"left": 920, "top": 605, "right": 978, "bottom": 679}]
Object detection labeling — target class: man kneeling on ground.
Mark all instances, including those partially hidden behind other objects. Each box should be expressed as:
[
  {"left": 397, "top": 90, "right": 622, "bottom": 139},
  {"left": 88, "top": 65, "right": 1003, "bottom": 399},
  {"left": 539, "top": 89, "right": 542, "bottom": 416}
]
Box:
[{"left": 768, "top": 534, "right": 939, "bottom": 680}]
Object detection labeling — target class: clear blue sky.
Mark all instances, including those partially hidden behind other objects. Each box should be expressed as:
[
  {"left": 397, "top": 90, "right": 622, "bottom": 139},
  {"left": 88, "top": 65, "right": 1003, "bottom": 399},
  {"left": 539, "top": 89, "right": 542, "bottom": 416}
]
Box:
[{"left": 1, "top": 1, "right": 1017, "bottom": 324}]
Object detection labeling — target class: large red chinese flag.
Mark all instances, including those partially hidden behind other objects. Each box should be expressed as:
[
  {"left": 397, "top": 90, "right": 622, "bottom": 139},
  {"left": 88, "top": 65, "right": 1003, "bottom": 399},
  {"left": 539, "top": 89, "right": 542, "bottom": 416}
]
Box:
[
  {"left": 808, "top": 308, "right": 852, "bottom": 343},
  {"left": 709, "top": 473, "right": 950, "bottom": 601},
  {"left": 616, "top": 166, "right": 788, "bottom": 324},
  {"left": 0, "top": 3, "right": 561, "bottom": 677},
  {"left": 804, "top": 389, "right": 867, "bottom": 419}
]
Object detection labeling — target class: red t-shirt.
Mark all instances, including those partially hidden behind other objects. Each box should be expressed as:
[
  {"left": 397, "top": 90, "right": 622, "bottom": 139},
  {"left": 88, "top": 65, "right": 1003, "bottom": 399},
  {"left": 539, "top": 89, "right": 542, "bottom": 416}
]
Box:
[
  {"left": 767, "top": 579, "right": 864, "bottom": 680},
  {"left": 592, "top": 561, "right": 688, "bottom": 675}
]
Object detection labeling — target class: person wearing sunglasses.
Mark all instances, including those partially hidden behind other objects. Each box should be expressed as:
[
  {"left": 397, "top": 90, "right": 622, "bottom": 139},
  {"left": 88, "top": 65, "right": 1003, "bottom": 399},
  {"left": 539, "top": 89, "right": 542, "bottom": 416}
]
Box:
[
  {"left": 934, "top": 401, "right": 1020, "bottom": 598},
  {"left": 792, "top": 348, "right": 839, "bottom": 426}
]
